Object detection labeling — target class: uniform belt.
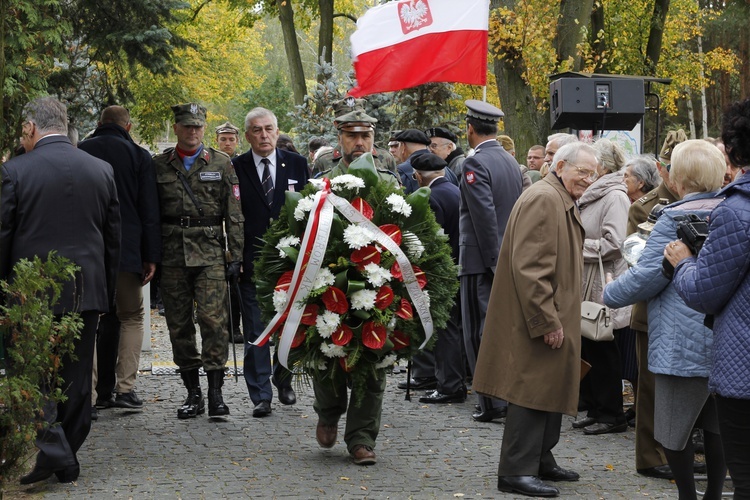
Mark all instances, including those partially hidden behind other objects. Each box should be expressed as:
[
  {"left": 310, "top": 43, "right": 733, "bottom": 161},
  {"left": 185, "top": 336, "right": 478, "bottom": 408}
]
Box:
[{"left": 162, "top": 216, "right": 223, "bottom": 228}]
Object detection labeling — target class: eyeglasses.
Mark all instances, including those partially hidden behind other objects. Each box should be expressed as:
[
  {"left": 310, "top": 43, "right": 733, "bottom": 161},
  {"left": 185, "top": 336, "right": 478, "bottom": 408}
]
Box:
[
  {"left": 565, "top": 160, "right": 599, "bottom": 181},
  {"left": 412, "top": 172, "right": 419, "bottom": 181}
]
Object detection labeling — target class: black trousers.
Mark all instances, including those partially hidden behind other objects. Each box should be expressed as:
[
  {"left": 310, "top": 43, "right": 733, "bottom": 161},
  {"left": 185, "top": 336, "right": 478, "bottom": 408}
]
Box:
[
  {"left": 498, "top": 403, "right": 562, "bottom": 476},
  {"left": 716, "top": 395, "right": 750, "bottom": 499},
  {"left": 95, "top": 310, "right": 120, "bottom": 399},
  {"left": 579, "top": 329, "right": 626, "bottom": 424},
  {"left": 35, "top": 310, "right": 98, "bottom": 470}
]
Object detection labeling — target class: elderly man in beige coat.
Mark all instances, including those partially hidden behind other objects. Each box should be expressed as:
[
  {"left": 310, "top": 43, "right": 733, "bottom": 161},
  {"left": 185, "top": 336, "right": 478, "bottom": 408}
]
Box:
[{"left": 473, "top": 142, "right": 598, "bottom": 498}]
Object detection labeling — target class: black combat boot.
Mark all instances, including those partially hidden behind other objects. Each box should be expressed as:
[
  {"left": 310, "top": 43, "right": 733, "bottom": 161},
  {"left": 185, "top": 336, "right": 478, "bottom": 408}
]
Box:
[
  {"left": 206, "top": 370, "right": 230, "bottom": 417},
  {"left": 177, "top": 369, "right": 205, "bottom": 419}
]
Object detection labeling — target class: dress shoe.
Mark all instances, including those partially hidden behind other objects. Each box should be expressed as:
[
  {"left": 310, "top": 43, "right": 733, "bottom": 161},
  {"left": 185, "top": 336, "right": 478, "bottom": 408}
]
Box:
[
  {"left": 55, "top": 465, "right": 79, "bottom": 483},
  {"left": 232, "top": 330, "right": 244, "bottom": 343},
  {"left": 583, "top": 421, "right": 628, "bottom": 435},
  {"left": 91, "top": 407, "right": 99, "bottom": 421},
  {"left": 114, "top": 391, "right": 143, "bottom": 409},
  {"left": 316, "top": 420, "right": 338, "bottom": 448},
  {"left": 252, "top": 400, "right": 272, "bottom": 418},
  {"left": 497, "top": 475, "right": 559, "bottom": 497},
  {"left": 572, "top": 416, "right": 597, "bottom": 429},
  {"left": 472, "top": 406, "right": 507, "bottom": 422},
  {"left": 540, "top": 465, "right": 580, "bottom": 482},
  {"left": 397, "top": 377, "right": 437, "bottom": 391},
  {"left": 20, "top": 464, "right": 78, "bottom": 485},
  {"left": 276, "top": 386, "right": 297, "bottom": 406},
  {"left": 95, "top": 395, "right": 115, "bottom": 409},
  {"left": 349, "top": 444, "right": 377, "bottom": 465},
  {"left": 419, "top": 389, "right": 467, "bottom": 404},
  {"left": 637, "top": 465, "right": 674, "bottom": 480}
]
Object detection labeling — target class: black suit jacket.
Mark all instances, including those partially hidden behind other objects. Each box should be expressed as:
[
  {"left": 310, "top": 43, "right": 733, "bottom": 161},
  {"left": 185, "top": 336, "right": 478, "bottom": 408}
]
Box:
[
  {"left": 428, "top": 177, "right": 460, "bottom": 261},
  {"left": 0, "top": 135, "right": 121, "bottom": 313},
  {"left": 79, "top": 123, "right": 161, "bottom": 273},
  {"left": 232, "top": 148, "right": 309, "bottom": 273}
]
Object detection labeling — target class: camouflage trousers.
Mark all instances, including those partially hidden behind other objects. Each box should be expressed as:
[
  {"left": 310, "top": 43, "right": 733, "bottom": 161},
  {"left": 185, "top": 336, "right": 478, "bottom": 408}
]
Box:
[{"left": 161, "top": 264, "right": 229, "bottom": 372}]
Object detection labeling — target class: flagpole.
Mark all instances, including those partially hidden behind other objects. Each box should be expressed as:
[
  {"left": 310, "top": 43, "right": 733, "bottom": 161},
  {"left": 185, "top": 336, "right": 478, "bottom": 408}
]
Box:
[{"left": 482, "top": 86, "right": 487, "bottom": 102}]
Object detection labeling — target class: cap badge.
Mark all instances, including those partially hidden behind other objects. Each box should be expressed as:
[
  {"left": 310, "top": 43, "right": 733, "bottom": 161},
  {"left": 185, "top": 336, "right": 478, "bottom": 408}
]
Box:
[
  {"left": 190, "top": 103, "right": 198, "bottom": 115},
  {"left": 344, "top": 96, "right": 356, "bottom": 108}
]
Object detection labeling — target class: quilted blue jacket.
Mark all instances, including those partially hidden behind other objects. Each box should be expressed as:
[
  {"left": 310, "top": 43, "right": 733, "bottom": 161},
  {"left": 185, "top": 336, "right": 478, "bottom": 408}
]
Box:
[
  {"left": 674, "top": 175, "right": 750, "bottom": 399},
  {"left": 604, "top": 192, "right": 723, "bottom": 377}
]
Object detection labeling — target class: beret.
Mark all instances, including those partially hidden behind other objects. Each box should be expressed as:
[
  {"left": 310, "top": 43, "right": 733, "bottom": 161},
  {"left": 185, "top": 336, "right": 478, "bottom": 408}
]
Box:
[
  {"left": 412, "top": 152, "right": 448, "bottom": 171},
  {"left": 425, "top": 126, "right": 457, "bottom": 143},
  {"left": 395, "top": 129, "right": 431, "bottom": 145}
]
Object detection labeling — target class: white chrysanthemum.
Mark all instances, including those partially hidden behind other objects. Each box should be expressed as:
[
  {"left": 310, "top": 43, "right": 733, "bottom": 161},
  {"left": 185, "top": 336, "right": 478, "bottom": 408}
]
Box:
[
  {"left": 305, "top": 359, "right": 328, "bottom": 370},
  {"left": 387, "top": 315, "right": 397, "bottom": 331},
  {"left": 403, "top": 231, "right": 425, "bottom": 259},
  {"left": 320, "top": 343, "right": 347, "bottom": 358},
  {"left": 313, "top": 268, "right": 335, "bottom": 290},
  {"left": 385, "top": 193, "right": 412, "bottom": 217},
  {"left": 363, "top": 263, "right": 392, "bottom": 287},
  {"left": 294, "top": 195, "right": 316, "bottom": 221},
  {"left": 375, "top": 353, "right": 398, "bottom": 369},
  {"left": 350, "top": 289, "right": 378, "bottom": 310},
  {"left": 330, "top": 174, "right": 365, "bottom": 191},
  {"left": 275, "top": 236, "right": 301, "bottom": 258},
  {"left": 343, "top": 225, "right": 374, "bottom": 249},
  {"left": 272, "top": 289, "right": 288, "bottom": 313},
  {"left": 315, "top": 310, "right": 341, "bottom": 338}
]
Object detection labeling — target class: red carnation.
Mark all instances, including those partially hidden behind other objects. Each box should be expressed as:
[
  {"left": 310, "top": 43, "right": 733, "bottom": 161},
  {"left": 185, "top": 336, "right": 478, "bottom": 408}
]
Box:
[
  {"left": 275, "top": 271, "right": 294, "bottom": 291},
  {"left": 350, "top": 245, "right": 381, "bottom": 270},
  {"left": 374, "top": 286, "right": 394, "bottom": 310},
  {"left": 362, "top": 321, "right": 387, "bottom": 350},
  {"left": 321, "top": 286, "right": 349, "bottom": 314},
  {"left": 301, "top": 304, "right": 319, "bottom": 326},
  {"left": 379, "top": 224, "right": 402, "bottom": 245},
  {"left": 395, "top": 298, "right": 414, "bottom": 320},
  {"left": 290, "top": 327, "right": 306, "bottom": 348},
  {"left": 351, "top": 197, "right": 374, "bottom": 220},
  {"left": 390, "top": 330, "right": 410, "bottom": 350},
  {"left": 331, "top": 324, "right": 353, "bottom": 346}
]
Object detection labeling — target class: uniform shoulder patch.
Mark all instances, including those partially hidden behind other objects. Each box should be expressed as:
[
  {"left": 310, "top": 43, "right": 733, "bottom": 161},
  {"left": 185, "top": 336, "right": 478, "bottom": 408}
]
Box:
[
  {"left": 465, "top": 170, "right": 476, "bottom": 185},
  {"left": 636, "top": 192, "right": 656, "bottom": 205}
]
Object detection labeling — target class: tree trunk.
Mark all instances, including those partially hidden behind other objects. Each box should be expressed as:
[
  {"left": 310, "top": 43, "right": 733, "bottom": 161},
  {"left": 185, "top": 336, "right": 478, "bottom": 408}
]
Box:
[
  {"left": 697, "top": 35, "right": 708, "bottom": 138},
  {"left": 318, "top": 0, "right": 334, "bottom": 78},
  {"left": 685, "top": 89, "right": 696, "bottom": 139},
  {"left": 490, "top": 0, "right": 548, "bottom": 156},
  {"left": 644, "top": 0, "right": 671, "bottom": 74},
  {"left": 277, "top": 0, "right": 307, "bottom": 105},
  {"left": 740, "top": 30, "right": 750, "bottom": 99},
  {"left": 590, "top": 2, "right": 607, "bottom": 73},
  {"left": 555, "top": 0, "right": 595, "bottom": 68}
]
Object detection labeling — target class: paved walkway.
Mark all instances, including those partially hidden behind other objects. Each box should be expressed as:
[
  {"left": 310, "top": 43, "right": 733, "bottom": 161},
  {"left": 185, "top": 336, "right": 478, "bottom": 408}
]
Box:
[{"left": 9, "top": 312, "right": 693, "bottom": 499}]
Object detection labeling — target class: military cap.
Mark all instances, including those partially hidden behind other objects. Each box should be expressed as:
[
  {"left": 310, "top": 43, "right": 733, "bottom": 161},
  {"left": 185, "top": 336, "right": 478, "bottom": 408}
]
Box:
[
  {"left": 395, "top": 129, "right": 431, "bottom": 146},
  {"left": 215, "top": 121, "right": 240, "bottom": 136},
  {"left": 333, "top": 96, "right": 377, "bottom": 131},
  {"left": 411, "top": 152, "right": 448, "bottom": 172},
  {"left": 425, "top": 126, "right": 458, "bottom": 144},
  {"left": 465, "top": 99, "right": 504, "bottom": 122},
  {"left": 172, "top": 103, "right": 207, "bottom": 126},
  {"left": 498, "top": 135, "right": 515, "bottom": 152},
  {"left": 659, "top": 129, "right": 688, "bottom": 163}
]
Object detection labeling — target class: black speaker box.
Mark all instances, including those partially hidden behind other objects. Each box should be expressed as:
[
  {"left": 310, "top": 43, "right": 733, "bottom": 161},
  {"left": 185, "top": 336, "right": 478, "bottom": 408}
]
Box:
[{"left": 550, "top": 77, "right": 645, "bottom": 131}]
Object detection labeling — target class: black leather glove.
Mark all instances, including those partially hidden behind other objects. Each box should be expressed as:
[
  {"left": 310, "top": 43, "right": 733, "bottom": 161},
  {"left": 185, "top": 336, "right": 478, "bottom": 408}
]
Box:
[{"left": 226, "top": 261, "right": 241, "bottom": 286}]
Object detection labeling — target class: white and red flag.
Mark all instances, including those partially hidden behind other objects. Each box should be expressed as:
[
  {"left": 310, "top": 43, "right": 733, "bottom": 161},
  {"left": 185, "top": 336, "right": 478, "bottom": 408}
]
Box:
[{"left": 349, "top": 0, "right": 490, "bottom": 97}]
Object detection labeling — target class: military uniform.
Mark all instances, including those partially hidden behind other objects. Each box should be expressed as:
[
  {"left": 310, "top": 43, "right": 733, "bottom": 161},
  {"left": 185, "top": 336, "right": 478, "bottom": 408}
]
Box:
[{"left": 312, "top": 144, "right": 397, "bottom": 176}]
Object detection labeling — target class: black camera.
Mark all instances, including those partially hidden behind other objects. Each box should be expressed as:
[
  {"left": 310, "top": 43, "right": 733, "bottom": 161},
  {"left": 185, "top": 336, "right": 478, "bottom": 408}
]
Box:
[{"left": 661, "top": 214, "right": 709, "bottom": 279}]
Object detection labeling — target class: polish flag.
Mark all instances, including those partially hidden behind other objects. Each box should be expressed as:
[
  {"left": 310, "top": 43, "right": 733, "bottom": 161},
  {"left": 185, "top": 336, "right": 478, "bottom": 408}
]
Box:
[{"left": 349, "top": 0, "right": 490, "bottom": 97}]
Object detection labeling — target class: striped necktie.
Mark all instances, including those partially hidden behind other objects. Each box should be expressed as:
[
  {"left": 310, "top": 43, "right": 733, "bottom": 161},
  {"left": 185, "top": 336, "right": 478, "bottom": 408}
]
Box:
[{"left": 261, "top": 158, "right": 273, "bottom": 206}]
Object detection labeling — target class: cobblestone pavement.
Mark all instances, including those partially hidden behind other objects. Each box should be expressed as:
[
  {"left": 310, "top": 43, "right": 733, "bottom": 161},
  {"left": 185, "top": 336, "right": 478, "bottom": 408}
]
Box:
[{"left": 9, "top": 311, "right": 694, "bottom": 499}]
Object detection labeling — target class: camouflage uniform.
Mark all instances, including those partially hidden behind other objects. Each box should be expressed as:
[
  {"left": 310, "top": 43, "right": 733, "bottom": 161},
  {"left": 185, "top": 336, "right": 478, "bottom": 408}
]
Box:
[
  {"left": 154, "top": 146, "right": 244, "bottom": 372},
  {"left": 312, "top": 144, "right": 397, "bottom": 176}
]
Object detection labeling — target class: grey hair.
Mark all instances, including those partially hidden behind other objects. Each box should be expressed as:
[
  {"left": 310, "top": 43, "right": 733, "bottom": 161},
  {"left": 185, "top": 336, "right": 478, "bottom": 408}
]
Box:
[
  {"left": 593, "top": 138, "right": 626, "bottom": 173},
  {"left": 547, "top": 132, "right": 578, "bottom": 147},
  {"left": 244, "top": 107, "right": 278, "bottom": 131},
  {"left": 626, "top": 154, "right": 661, "bottom": 192},
  {"left": 552, "top": 142, "right": 598, "bottom": 171},
  {"left": 23, "top": 97, "right": 68, "bottom": 135}
]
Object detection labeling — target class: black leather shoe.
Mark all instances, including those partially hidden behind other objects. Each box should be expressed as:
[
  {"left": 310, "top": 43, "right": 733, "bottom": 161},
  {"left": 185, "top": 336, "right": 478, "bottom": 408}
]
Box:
[
  {"left": 91, "top": 407, "right": 99, "bottom": 421},
  {"left": 114, "top": 391, "right": 143, "bottom": 409},
  {"left": 397, "top": 377, "right": 437, "bottom": 391},
  {"left": 497, "top": 476, "right": 559, "bottom": 497},
  {"left": 277, "top": 386, "right": 297, "bottom": 406},
  {"left": 232, "top": 330, "right": 244, "bottom": 343},
  {"left": 95, "top": 395, "right": 115, "bottom": 409},
  {"left": 637, "top": 465, "right": 674, "bottom": 480},
  {"left": 54, "top": 465, "right": 79, "bottom": 483},
  {"left": 572, "top": 416, "right": 596, "bottom": 429},
  {"left": 583, "top": 421, "right": 628, "bottom": 435},
  {"left": 472, "top": 406, "right": 507, "bottom": 422},
  {"left": 253, "top": 400, "right": 272, "bottom": 418},
  {"left": 20, "top": 464, "right": 79, "bottom": 485},
  {"left": 419, "top": 389, "right": 467, "bottom": 404},
  {"left": 540, "top": 465, "right": 580, "bottom": 482}
]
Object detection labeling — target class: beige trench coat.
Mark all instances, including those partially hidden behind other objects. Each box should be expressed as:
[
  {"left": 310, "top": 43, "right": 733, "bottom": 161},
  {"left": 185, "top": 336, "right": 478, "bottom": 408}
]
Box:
[{"left": 473, "top": 174, "right": 585, "bottom": 416}]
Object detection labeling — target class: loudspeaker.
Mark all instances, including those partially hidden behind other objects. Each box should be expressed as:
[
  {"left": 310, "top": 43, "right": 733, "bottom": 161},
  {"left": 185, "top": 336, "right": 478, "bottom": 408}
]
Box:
[{"left": 550, "top": 77, "right": 645, "bottom": 131}]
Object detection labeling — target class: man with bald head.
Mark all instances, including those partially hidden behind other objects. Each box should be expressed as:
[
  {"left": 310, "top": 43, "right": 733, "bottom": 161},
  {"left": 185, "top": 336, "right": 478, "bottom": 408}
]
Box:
[{"left": 78, "top": 106, "right": 160, "bottom": 416}]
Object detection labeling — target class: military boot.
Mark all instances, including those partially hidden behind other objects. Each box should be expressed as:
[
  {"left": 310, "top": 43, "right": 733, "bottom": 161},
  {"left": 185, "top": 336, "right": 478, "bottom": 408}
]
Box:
[
  {"left": 206, "top": 370, "right": 230, "bottom": 417},
  {"left": 177, "top": 369, "right": 205, "bottom": 419}
]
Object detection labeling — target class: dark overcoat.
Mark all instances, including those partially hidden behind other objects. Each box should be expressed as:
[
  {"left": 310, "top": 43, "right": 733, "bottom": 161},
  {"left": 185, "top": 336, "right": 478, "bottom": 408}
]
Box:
[{"left": 472, "top": 174, "right": 584, "bottom": 416}]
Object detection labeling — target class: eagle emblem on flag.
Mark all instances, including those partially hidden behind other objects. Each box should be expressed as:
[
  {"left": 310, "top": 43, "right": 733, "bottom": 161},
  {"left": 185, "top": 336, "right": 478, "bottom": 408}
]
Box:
[{"left": 399, "top": 0, "right": 432, "bottom": 33}]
